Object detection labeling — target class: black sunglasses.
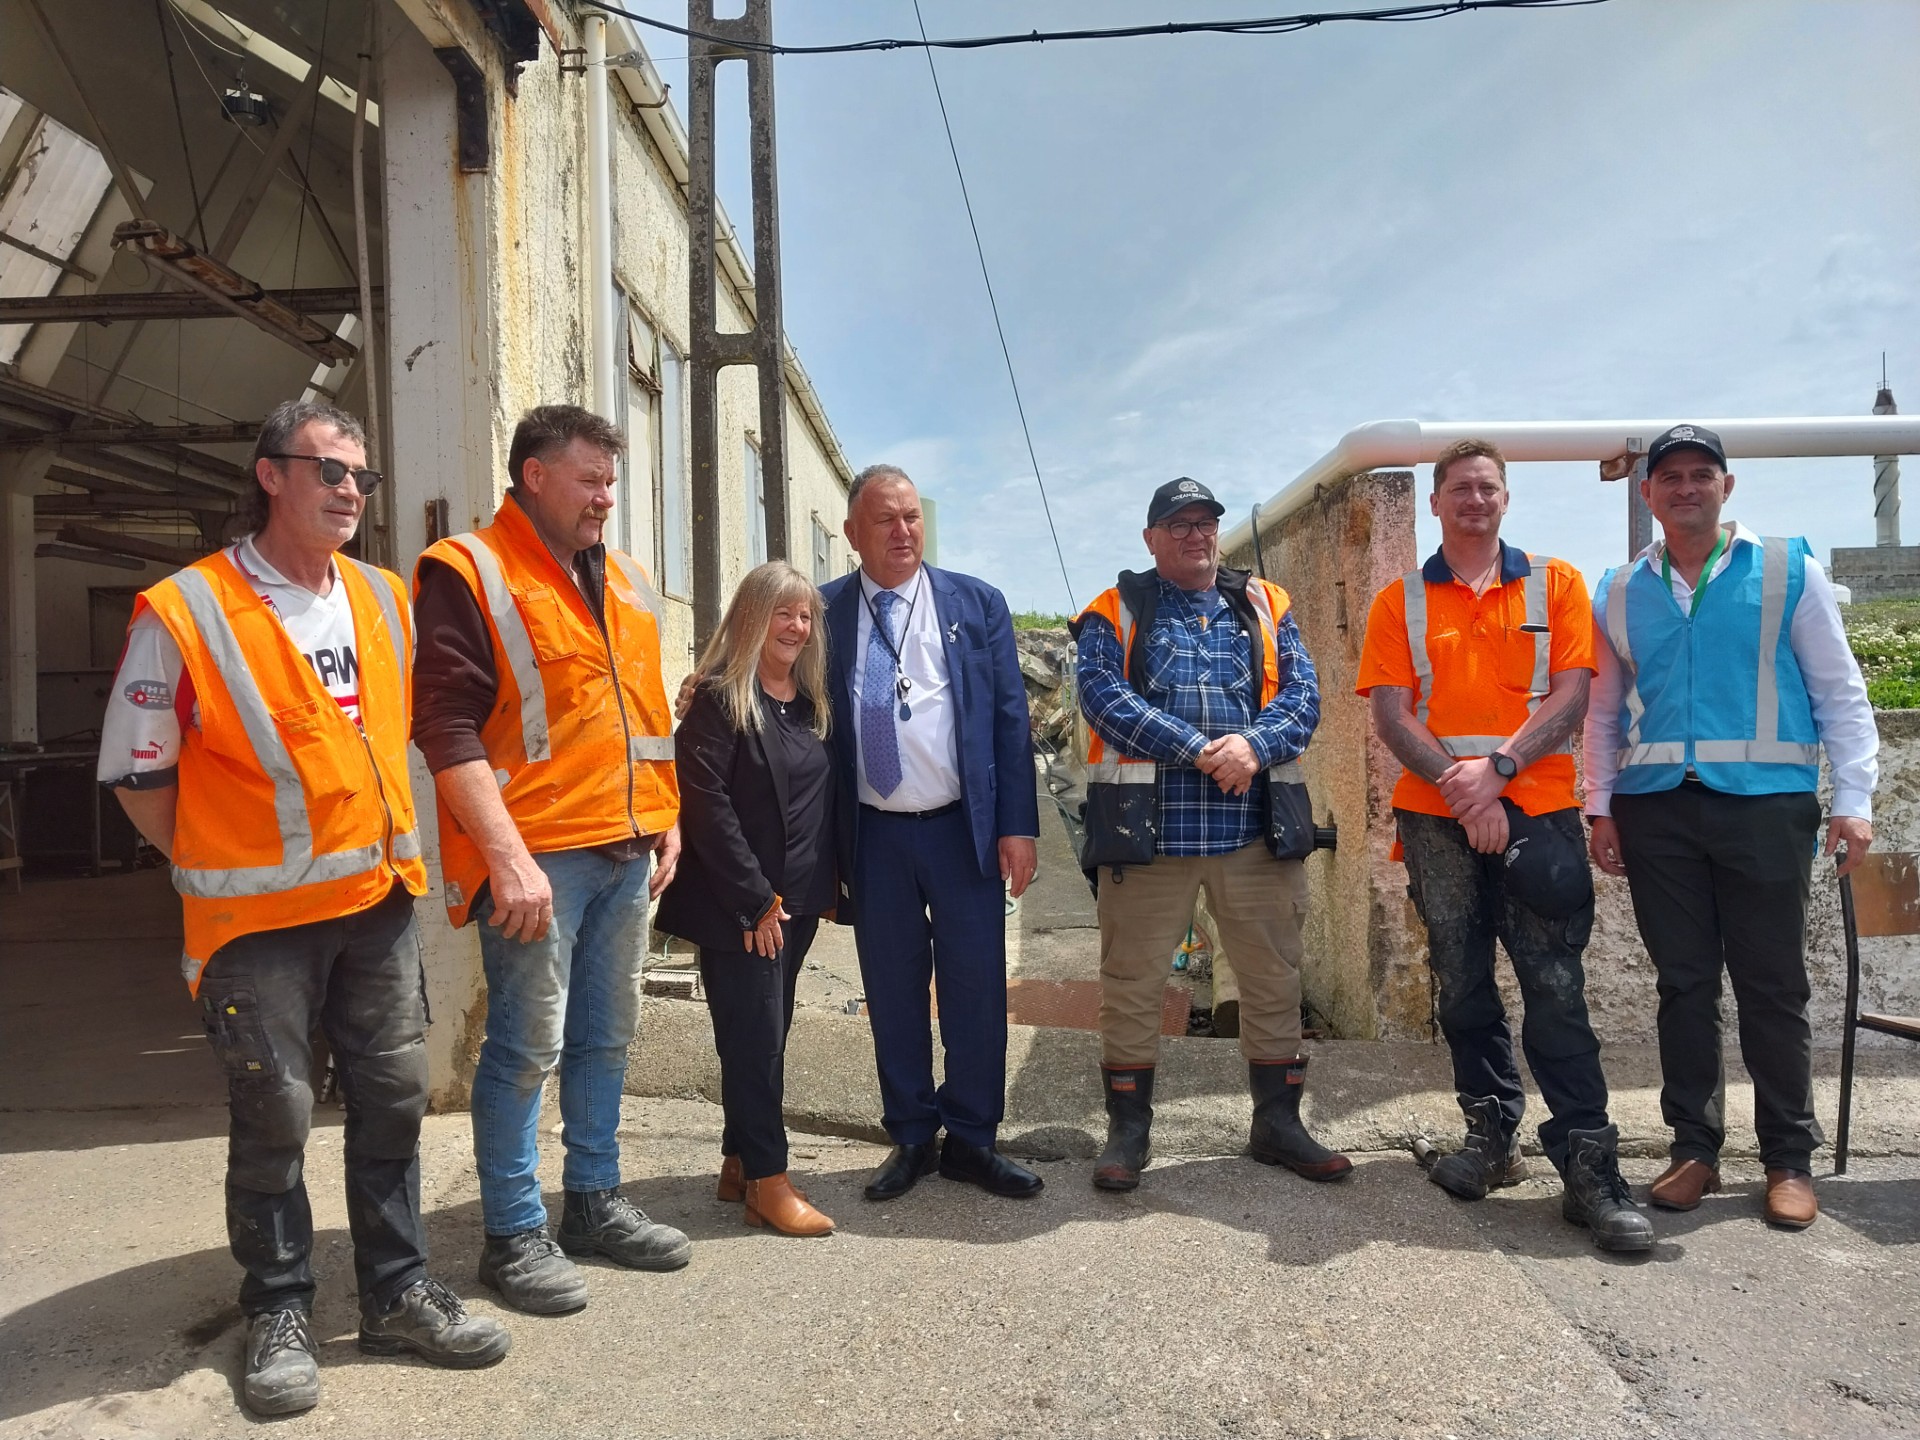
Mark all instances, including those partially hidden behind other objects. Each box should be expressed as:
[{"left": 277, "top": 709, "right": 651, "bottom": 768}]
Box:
[{"left": 267, "top": 453, "right": 385, "bottom": 495}]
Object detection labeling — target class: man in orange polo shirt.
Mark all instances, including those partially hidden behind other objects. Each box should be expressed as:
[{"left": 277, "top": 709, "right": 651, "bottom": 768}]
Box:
[{"left": 1357, "top": 438, "right": 1651, "bottom": 1252}]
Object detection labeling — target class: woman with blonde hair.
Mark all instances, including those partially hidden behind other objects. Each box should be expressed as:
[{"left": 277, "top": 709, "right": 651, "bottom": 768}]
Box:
[{"left": 656, "top": 561, "right": 838, "bottom": 1236}]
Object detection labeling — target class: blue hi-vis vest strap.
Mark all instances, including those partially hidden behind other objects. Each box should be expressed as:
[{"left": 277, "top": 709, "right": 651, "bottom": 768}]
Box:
[{"left": 1600, "top": 534, "right": 1821, "bottom": 796}]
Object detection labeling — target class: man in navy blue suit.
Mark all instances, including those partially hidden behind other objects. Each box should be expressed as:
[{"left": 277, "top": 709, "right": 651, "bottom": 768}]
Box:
[{"left": 822, "top": 464, "right": 1044, "bottom": 1201}]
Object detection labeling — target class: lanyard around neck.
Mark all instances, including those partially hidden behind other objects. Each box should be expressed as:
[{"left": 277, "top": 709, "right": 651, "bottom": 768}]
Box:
[
  {"left": 863, "top": 571, "right": 921, "bottom": 672},
  {"left": 1662, "top": 527, "right": 1729, "bottom": 619}
]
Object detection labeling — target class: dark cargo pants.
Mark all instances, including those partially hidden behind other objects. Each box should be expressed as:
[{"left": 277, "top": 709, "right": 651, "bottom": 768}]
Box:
[
  {"left": 1398, "top": 807, "right": 1610, "bottom": 1172},
  {"left": 195, "top": 883, "right": 430, "bottom": 1318}
]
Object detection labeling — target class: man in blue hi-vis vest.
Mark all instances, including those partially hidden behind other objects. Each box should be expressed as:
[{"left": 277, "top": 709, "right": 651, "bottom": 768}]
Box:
[{"left": 1584, "top": 424, "right": 1878, "bottom": 1233}]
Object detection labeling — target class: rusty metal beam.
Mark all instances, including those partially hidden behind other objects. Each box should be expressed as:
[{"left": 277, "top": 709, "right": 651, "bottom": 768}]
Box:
[
  {"left": 686, "top": 0, "right": 788, "bottom": 647},
  {"left": 0, "top": 286, "right": 373, "bottom": 325},
  {"left": 1, "top": 422, "right": 259, "bottom": 451},
  {"left": 57, "top": 523, "right": 210, "bottom": 568},
  {"left": 38, "top": 482, "right": 230, "bottom": 514},
  {"left": 55, "top": 446, "right": 246, "bottom": 498},
  {"left": 112, "top": 222, "right": 357, "bottom": 364}
]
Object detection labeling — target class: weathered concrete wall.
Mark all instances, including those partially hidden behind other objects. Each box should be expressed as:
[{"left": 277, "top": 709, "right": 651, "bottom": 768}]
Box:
[
  {"left": 1830, "top": 544, "right": 1920, "bottom": 601},
  {"left": 1224, "top": 470, "right": 1424, "bottom": 1040}
]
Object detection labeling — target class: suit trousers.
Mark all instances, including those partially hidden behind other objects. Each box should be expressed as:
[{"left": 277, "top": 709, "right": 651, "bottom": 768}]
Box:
[
  {"left": 699, "top": 914, "right": 820, "bottom": 1180},
  {"left": 853, "top": 805, "right": 1009, "bottom": 1148},
  {"left": 1096, "top": 840, "right": 1307, "bottom": 1066},
  {"left": 1611, "top": 782, "right": 1823, "bottom": 1172}
]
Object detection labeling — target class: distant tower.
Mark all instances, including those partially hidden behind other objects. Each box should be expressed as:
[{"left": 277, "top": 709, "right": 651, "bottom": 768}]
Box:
[{"left": 1875, "top": 362, "right": 1900, "bottom": 547}]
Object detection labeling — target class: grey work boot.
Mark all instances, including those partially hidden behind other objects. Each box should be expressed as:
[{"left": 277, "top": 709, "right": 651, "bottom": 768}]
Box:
[
  {"left": 558, "top": 1188, "right": 693, "bottom": 1271},
  {"left": 1092, "top": 1066, "right": 1155, "bottom": 1192},
  {"left": 243, "top": 1308, "right": 319, "bottom": 1416},
  {"left": 1561, "top": 1125, "right": 1655, "bottom": 1253},
  {"left": 479, "top": 1226, "right": 590, "bottom": 1314},
  {"left": 1247, "top": 1058, "right": 1353, "bottom": 1182},
  {"left": 1426, "top": 1094, "right": 1530, "bottom": 1201},
  {"left": 359, "top": 1278, "right": 512, "bottom": 1368}
]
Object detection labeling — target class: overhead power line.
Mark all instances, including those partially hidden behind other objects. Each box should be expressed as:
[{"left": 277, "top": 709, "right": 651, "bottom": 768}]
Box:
[
  {"left": 593, "top": 0, "right": 1609, "bottom": 57},
  {"left": 910, "top": 0, "right": 1075, "bottom": 610}
]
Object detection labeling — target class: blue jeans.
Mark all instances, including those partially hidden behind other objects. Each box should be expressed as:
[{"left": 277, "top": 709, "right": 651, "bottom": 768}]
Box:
[{"left": 470, "top": 848, "right": 651, "bottom": 1236}]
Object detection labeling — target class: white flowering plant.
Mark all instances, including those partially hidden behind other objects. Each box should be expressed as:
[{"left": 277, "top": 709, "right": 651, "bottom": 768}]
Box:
[{"left": 1844, "top": 600, "right": 1920, "bottom": 709}]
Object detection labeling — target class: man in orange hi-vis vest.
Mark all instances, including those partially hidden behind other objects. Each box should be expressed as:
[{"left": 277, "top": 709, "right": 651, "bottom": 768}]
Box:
[
  {"left": 100, "top": 400, "right": 508, "bottom": 1419},
  {"left": 413, "top": 405, "right": 687, "bottom": 1318},
  {"left": 1356, "top": 437, "right": 1651, "bottom": 1254}
]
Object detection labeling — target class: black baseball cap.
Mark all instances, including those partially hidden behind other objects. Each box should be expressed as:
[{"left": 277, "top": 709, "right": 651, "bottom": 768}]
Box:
[
  {"left": 1646, "top": 424, "right": 1727, "bottom": 475},
  {"left": 1147, "top": 477, "right": 1226, "bottom": 528}
]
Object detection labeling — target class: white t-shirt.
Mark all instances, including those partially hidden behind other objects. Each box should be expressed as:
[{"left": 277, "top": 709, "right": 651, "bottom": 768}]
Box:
[{"left": 98, "top": 537, "right": 364, "bottom": 788}]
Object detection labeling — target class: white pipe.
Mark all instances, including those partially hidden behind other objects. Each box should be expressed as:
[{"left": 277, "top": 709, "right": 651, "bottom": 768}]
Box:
[
  {"left": 1221, "top": 415, "right": 1920, "bottom": 557},
  {"left": 585, "top": 11, "right": 617, "bottom": 423}
]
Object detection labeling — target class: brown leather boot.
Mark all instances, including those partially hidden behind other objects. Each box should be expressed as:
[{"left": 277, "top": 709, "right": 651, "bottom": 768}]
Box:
[
  {"left": 719, "top": 1155, "right": 804, "bottom": 1204},
  {"left": 1648, "top": 1158, "right": 1720, "bottom": 1211},
  {"left": 744, "top": 1174, "right": 834, "bottom": 1236},
  {"left": 1763, "top": 1168, "right": 1817, "bottom": 1230}
]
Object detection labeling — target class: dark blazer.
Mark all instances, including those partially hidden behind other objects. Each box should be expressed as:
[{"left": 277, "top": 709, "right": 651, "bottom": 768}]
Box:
[
  {"left": 820, "top": 563, "right": 1039, "bottom": 921},
  {"left": 655, "top": 683, "right": 835, "bottom": 954}
]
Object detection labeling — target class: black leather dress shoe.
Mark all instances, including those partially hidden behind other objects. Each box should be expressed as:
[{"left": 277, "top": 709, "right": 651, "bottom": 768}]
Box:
[
  {"left": 863, "top": 1141, "right": 939, "bottom": 1201},
  {"left": 938, "top": 1136, "right": 1044, "bottom": 1198}
]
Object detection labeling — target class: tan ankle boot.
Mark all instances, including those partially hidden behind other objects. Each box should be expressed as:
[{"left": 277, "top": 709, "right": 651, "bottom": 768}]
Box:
[
  {"left": 744, "top": 1174, "right": 833, "bottom": 1236},
  {"left": 720, "top": 1155, "right": 806, "bottom": 1204}
]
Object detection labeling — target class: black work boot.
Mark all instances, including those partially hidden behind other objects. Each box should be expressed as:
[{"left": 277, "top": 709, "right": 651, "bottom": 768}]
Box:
[
  {"left": 1247, "top": 1057, "right": 1353, "bottom": 1182},
  {"left": 1092, "top": 1066, "right": 1155, "bottom": 1191},
  {"left": 359, "top": 1278, "right": 512, "bottom": 1368},
  {"left": 1561, "top": 1124, "right": 1655, "bottom": 1253},
  {"left": 1427, "top": 1093, "right": 1529, "bottom": 1201},
  {"left": 558, "top": 1188, "right": 693, "bottom": 1271},
  {"left": 478, "top": 1226, "right": 590, "bottom": 1315},
  {"left": 243, "top": 1308, "right": 319, "bottom": 1416}
]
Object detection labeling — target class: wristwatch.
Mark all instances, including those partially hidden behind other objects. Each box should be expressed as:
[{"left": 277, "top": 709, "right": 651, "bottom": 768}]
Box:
[{"left": 1490, "top": 752, "right": 1518, "bottom": 780}]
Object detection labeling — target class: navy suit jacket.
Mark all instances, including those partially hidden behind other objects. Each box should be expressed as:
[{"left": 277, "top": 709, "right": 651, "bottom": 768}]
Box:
[{"left": 823, "top": 564, "right": 1038, "bottom": 922}]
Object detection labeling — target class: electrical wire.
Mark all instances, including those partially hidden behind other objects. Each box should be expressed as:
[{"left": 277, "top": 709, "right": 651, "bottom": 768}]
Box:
[
  {"left": 594, "top": 0, "right": 1608, "bottom": 56},
  {"left": 156, "top": 0, "right": 210, "bottom": 248},
  {"left": 911, "top": 0, "right": 1074, "bottom": 610}
]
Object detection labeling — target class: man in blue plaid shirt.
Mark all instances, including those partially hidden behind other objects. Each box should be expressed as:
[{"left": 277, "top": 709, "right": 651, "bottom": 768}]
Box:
[{"left": 1070, "top": 477, "right": 1348, "bottom": 1193}]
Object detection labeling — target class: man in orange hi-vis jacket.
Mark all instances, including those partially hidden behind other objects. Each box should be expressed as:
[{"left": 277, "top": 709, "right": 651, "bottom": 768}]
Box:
[{"left": 100, "top": 400, "right": 508, "bottom": 1419}]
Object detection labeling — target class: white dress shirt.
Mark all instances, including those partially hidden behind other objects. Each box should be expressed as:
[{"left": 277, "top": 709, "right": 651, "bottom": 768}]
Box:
[
  {"left": 1585, "top": 522, "right": 1878, "bottom": 820},
  {"left": 852, "top": 566, "right": 964, "bottom": 811}
]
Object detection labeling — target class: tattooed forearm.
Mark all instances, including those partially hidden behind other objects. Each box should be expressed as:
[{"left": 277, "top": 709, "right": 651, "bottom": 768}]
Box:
[
  {"left": 1505, "top": 669, "right": 1590, "bottom": 770},
  {"left": 1369, "top": 687, "right": 1455, "bottom": 784}
]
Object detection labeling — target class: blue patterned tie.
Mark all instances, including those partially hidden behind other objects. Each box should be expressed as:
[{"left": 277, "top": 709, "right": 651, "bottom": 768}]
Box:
[{"left": 862, "top": 589, "right": 903, "bottom": 798}]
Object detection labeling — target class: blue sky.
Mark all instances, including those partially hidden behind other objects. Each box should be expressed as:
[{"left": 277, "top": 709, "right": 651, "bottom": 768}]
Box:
[{"left": 635, "top": 0, "right": 1918, "bottom": 611}]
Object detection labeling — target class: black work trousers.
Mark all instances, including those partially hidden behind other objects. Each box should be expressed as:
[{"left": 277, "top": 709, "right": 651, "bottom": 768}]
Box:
[
  {"left": 699, "top": 914, "right": 821, "bottom": 1180},
  {"left": 1610, "top": 782, "right": 1823, "bottom": 1172},
  {"left": 195, "top": 883, "right": 430, "bottom": 1318},
  {"left": 1398, "top": 807, "right": 1609, "bottom": 1173}
]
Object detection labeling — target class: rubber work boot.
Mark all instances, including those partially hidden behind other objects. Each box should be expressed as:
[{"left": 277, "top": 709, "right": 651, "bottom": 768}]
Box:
[
  {"left": 242, "top": 1308, "right": 319, "bottom": 1416},
  {"left": 1247, "top": 1057, "right": 1353, "bottom": 1181},
  {"left": 359, "top": 1278, "right": 511, "bottom": 1368},
  {"left": 558, "top": 1188, "right": 693, "bottom": 1271},
  {"left": 1428, "top": 1093, "right": 1529, "bottom": 1200},
  {"left": 1092, "top": 1065, "right": 1155, "bottom": 1192},
  {"left": 1561, "top": 1124, "right": 1655, "bottom": 1253},
  {"left": 478, "top": 1226, "right": 590, "bottom": 1315},
  {"left": 744, "top": 1173, "right": 835, "bottom": 1236}
]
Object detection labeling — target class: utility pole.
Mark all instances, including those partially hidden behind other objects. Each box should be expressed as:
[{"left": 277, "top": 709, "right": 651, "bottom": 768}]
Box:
[
  {"left": 687, "top": 0, "right": 789, "bottom": 647},
  {"left": 1874, "top": 355, "right": 1900, "bottom": 547}
]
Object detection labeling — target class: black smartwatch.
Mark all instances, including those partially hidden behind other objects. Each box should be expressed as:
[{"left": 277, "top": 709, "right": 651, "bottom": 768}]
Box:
[{"left": 1490, "top": 752, "right": 1518, "bottom": 780}]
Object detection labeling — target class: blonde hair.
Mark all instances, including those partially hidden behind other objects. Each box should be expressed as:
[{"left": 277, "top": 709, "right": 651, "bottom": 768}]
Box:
[{"left": 694, "top": 561, "right": 830, "bottom": 739}]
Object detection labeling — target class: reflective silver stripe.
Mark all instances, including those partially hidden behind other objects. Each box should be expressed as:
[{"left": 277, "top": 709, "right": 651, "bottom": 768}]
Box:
[
  {"left": 1440, "top": 735, "right": 1507, "bottom": 758},
  {"left": 1401, "top": 570, "right": 1432, "bottom": 727},
  {"left": 176, "top": 841, "right": 385, "bottom": 900},
  {"left": 1085, "top": 760, "right": 1156, "bottom": 784},
  {"left": 168, "top": 568, "right": 312, "bottom": 897},
  {"left": 346, "top": 558, "right": 409, "bottom": 676},
  {"left": 607, "top": 550, "right": 665, "bottom": 628},
  {"left": 1605, "top": 564, "right": 1645, "bottom": 748},
  {"left": 1617, "top": 741, "right": 1686, "bottom": 767},
  {"left": 1693, "top": 739, "right": 1821, "bottom": 765},
  {"left": 392, "top": 828, "right": 423, "bottom": 862},
  {"left": 630, "top": 735, "right": 675, "bottom": 762},
  {"left": 448, "top": 535, "right": 551, "bottom": 763},
  {"left": 1523, "top": 555, "right": 1554, "bottom": 708},
  {"left": 1754, "top": 536, "right": 1789, "bottom": 748}
]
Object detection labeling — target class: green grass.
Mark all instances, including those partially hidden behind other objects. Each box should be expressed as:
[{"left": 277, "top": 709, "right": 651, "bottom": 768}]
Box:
[
  {"left": 1012, "top": 611, "right": 1073, "bottom": 630},
  {"left": 1844, "top": 598, "right": 1920, "bottom": 709}
]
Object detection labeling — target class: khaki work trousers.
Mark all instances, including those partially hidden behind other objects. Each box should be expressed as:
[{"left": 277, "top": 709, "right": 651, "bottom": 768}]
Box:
[{"left": 1096, "top": 840, "right": 1308, "bottom": 1066}]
